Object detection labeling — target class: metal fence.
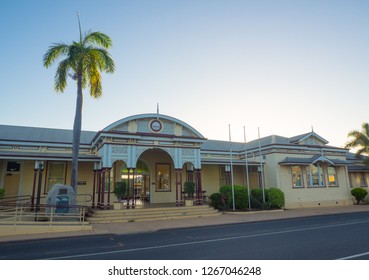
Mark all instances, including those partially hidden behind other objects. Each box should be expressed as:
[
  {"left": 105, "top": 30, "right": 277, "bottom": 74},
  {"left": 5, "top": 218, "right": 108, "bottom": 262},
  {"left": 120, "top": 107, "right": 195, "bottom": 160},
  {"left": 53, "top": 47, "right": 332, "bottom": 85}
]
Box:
[{"left": 0, "top": 204, "right": 89, "bottom": 228}]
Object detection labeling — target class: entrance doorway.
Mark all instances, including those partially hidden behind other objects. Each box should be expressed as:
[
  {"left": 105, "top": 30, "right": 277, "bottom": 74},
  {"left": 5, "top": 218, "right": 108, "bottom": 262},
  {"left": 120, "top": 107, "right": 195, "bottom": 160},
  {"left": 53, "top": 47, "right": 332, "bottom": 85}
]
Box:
[
  {"left": 119, "top": 160, "right": 150, "bottom": 203},
  {"left": 3, "top": 161, "right": 21, "bottom": 197}
]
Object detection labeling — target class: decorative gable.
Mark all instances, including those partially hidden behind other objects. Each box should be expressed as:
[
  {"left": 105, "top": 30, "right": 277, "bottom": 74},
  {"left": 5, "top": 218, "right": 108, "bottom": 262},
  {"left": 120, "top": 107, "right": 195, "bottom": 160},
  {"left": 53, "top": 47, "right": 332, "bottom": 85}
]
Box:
[
  {"left": 289, "top": 132, "right": 329, "bottom": 146},
  {"left": 103, "top": 114, "right": 204, "bottom": 139}
]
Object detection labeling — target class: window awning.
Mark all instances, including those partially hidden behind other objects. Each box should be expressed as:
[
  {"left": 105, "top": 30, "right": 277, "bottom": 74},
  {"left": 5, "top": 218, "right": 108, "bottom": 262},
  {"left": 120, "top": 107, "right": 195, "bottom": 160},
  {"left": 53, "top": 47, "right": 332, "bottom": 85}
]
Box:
[{"left": 279, "top": 155, "right": 348, "bottom": 166}]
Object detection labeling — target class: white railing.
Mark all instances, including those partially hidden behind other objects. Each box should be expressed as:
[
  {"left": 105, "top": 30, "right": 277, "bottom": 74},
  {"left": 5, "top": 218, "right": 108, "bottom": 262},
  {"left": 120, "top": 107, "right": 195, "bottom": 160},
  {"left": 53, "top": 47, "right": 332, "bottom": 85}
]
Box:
[{"left": 0, "top": 204, "right": 89, "bottom": 228}]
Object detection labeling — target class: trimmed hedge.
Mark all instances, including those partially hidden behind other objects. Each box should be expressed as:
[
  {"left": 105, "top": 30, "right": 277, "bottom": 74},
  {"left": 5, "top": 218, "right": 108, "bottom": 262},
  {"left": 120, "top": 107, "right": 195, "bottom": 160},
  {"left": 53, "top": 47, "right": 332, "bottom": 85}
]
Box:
[
  {"left": 209, "top": 185, "right": 249, "bottom": 210},
  {"left": 250, "top": 189, "right": 265, "bottom": 208},
  {"left": 209, "top": 192, "right": 223, "bottom": 210},
  {"left": 251, "top": 187, "right": 285, "bottom": 209},
  {"left": 220, "top": 185, "right": 249, "bottom": 210},
  {"left": 210, "top": 186, "right": 285, "bottom": 211},
  {"left": 267, "top": 187, "right": 285, "bottom": 209},
  {"left": 351, "top": 187, "right": 368, "bottom": 204}
]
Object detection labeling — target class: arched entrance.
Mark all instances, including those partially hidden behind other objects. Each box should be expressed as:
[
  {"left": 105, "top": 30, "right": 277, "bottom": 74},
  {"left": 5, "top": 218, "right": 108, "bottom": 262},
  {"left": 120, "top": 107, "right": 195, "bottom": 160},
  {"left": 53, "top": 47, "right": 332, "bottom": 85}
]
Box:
[
  {"left": 138, "top": 148, "right": 176, "bottom": 205},
  {"left": 110, "top": 159, "right": 150, "bottom": 208},
  {"left": 120, "top": 160, "right": 150, "bottom": 204}
]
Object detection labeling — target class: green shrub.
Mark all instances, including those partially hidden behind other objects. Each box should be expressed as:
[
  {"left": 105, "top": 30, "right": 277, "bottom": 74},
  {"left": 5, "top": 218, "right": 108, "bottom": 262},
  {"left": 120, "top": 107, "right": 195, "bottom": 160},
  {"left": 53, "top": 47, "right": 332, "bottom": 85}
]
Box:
[
  {"left": 219, "top": 185, "right": 249, "bottom": 210},
  {"left": 250, "top": 189, "right": 266, "bottom": 208},
  {"left": 351, "top": 187, "right": 368, "bottom": 204},
  {"left": 209, "top": 192, "right": 223, "bottom": 210},
  {"left": 114, "top": 181, "right": 128, "bottom": 200},
  {"left": 267, "top": 187, "right": 285, "bottom": 209},
  {"left": 250, "top": 188, "right": 285, "bottom": 209},
  {"left": 0, "top": 188, "right": 5, "bottom": 199},
  {"left": 250, "top": 193, "right": 261, "bottom": 209}
]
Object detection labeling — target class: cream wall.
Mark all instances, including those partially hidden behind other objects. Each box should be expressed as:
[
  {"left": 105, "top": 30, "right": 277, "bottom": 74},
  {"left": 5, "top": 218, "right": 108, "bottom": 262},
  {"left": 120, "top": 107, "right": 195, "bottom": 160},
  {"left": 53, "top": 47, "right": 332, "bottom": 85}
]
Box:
[
  {"left": 350, "top": 172, "right": 369, "bottom": 188},
  {"left": 233, "top": 165, "right": 245, "bottom": 186},
  {"left": 0, "top": 160, "right": 96, "bottom": 205},
  {"left": 259, "top": 152, "right": 353, "bottom": 208},
  {"left": 20, "top": 161, "right": 36, "bottom": 196},
  {"left": 0, "top": 160, "right": 4, "bottom": 188},
  {"left": 264, "top": 153, "right": 279, "bottom": 188},
  {"left": 348, "top": 172, "right": 369, "bottom": 202},
  {"left": 278, "top": 164, "right": 352, "bottom": 208},
  {"left": 201, "top": 165, "right": 220, "bottom": 196}
]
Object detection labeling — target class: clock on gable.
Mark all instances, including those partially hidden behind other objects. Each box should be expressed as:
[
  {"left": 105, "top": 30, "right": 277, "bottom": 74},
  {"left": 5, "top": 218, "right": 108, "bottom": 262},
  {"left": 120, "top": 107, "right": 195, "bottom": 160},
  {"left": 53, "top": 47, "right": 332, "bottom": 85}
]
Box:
[{"left": 149, "top": 119, "right": 163, "bottom": 133}]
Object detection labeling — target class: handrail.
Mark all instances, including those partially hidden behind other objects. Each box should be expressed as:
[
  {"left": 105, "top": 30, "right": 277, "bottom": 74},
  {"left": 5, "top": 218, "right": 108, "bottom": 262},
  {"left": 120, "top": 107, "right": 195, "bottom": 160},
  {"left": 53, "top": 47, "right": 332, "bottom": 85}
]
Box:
[
  {"left": 0, "top": 193, "right": 93, "bottom": 207},
  {"left": 0, "top": 204, "right": 89, "bottom": 228},
  {"left": 0, "top": 195, "right": 33, "bottom": 206}
]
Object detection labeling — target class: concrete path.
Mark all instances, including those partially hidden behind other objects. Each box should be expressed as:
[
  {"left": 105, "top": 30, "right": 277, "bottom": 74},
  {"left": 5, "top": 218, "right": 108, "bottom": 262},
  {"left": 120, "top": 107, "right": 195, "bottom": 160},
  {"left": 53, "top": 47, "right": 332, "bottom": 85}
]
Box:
[{"left": 1, "top": 205, "right": 368, "bottom": 243}]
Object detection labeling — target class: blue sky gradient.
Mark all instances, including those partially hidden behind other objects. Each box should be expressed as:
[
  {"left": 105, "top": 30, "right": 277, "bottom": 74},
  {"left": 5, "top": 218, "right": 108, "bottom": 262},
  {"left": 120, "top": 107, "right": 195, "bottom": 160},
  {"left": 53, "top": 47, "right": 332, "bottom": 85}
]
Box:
[{"left": 1, "top": 0, "right": 368, "bottom": 147}]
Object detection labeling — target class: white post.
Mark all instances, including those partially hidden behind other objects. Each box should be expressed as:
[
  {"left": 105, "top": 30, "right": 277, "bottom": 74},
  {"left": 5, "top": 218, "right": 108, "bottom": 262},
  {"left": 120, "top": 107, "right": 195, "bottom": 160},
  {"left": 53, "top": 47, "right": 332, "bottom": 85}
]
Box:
[
  {"left": 258, "top": 127, "right": 265, "bottom": 203},
  {"left": 229, "top": 124, "right": 235, "bottom": 211},
  {"left": 244, "top": 126, "right": 251, "bottom": 210}
]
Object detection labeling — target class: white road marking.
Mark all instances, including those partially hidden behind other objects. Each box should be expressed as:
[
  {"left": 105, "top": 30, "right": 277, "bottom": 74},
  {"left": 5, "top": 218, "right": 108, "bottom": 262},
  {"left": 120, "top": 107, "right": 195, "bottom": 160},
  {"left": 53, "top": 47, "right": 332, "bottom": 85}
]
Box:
[
  {"left": 336, "top": 251, "right": 369, "bottom": 260},
  {"left": 43, "top": 220, "right": 369, "bottom": 260}
]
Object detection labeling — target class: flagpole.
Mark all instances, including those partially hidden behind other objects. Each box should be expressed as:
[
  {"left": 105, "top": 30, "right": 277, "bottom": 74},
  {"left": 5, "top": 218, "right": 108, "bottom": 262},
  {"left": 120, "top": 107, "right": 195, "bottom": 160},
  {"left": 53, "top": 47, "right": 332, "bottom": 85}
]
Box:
[
  {"left": 229, "top": 124, "right": 235, "bottom": 211},
  {"left": 244, "top": 126, "right": 251, "bottom": 210},
  {"left": 258, "top": 127, "right": 265, "bottom": 203}
]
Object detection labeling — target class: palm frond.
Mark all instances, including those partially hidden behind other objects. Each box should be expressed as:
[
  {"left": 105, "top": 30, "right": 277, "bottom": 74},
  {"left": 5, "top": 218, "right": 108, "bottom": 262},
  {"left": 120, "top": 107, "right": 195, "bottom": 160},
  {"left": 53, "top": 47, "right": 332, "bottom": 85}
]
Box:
[
  {"left": 43, "top": 43, "right": 69, "bottom": 68},
  {"left": 362, "top": 123, "right": 369, "bottom": 137},
  {"left": 346, "top": 130, "right": 365, "bottom": 148},
  {"left": 44, "top": 30, "right": 114, "bottom": 98},
  {"left": 356, "top": 146, "right": 369, "bottom": 156},
  {"left": 83, "top": 31, "right": 113, "bottom": 49},
  {"left": 88, "top": 48, "right": 115, "bottom": 73},
  {"left": 88, "top": 67, "right": 102, "bottom": 99},
  {"left": 54, "top": 58, "right": 71, "bottom": 92}
]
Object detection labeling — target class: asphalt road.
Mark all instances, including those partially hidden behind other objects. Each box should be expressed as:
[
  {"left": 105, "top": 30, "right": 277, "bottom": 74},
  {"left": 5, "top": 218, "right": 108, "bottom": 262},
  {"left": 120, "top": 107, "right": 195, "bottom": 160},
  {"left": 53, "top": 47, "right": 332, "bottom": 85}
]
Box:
[{"left": 1, "top": 211, "right": 369, "bottom": 260}]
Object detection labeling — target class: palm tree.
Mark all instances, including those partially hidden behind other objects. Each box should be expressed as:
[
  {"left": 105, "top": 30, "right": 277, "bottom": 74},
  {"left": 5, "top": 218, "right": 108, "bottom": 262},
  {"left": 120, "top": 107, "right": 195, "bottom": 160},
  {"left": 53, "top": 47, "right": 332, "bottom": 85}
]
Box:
[
  {"left": 345, "top": 122, "right": 369, "bottom": 165},
  {"left": 43, "top": 16, "right": 115, "bottom": 191}
]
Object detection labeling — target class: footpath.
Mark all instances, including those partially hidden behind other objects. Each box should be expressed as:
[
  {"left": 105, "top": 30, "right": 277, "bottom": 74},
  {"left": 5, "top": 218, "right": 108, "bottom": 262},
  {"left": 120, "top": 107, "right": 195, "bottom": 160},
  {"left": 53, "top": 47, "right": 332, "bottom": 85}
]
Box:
[{"left": 1, "top": 205, "right": 368, "bottom": 243}]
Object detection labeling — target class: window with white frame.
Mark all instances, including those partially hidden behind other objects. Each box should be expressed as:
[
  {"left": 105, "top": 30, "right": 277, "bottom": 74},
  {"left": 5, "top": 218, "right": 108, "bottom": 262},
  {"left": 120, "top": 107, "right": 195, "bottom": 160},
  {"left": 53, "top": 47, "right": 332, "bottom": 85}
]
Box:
[
  {"left": 360, "top": 173, "right": 367, "bottom": 187},
  {"left": 291, "top": 166, "right": 303, "bottom": 187},
  {"left": 307, "top": 163, "right": 325, "bottom": 187},
  {"left": 46, "top": 162, "right": 66, "bottom": 191},
  {"left": 327, "top": 166, "right": 338, "bottom": 186}
]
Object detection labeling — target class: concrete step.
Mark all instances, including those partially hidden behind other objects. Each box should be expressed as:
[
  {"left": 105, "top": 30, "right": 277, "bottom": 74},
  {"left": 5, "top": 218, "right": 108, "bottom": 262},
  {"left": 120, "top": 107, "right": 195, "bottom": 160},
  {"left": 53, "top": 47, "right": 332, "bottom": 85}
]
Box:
[
  {"left": 88, "top": 205, "right": 220, "bottom": 223},
  {"left": 92, "top": 205, "right": 213, "bottom": 216}
]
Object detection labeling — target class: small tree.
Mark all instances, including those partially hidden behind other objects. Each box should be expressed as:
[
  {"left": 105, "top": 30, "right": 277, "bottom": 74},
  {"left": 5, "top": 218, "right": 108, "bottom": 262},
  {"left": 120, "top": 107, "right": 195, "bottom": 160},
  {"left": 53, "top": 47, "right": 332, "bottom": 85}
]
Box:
[
  {"left": 114, "top": 181, "right": 127, "bottom": 201},
  {"left": 351, "top": 187, "right": 368, "bottom": 204},
  {"left": 183, "top": 181, "right": 196, "bottom": 199}
]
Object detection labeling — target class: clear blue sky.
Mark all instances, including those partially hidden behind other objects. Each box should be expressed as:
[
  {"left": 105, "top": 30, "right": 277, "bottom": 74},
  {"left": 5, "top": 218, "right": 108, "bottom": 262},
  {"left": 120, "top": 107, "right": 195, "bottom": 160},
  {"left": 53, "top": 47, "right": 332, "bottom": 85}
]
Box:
[{"left": 1, "top": 0, "right": 368, "bottom": 148}]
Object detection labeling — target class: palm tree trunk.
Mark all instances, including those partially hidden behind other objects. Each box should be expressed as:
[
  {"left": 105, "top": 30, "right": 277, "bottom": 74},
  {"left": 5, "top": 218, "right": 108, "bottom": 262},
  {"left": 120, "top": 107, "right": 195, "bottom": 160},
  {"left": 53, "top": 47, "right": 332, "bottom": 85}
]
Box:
[{"left": 71, "top": 73, "right": 83, "bottom": 192}]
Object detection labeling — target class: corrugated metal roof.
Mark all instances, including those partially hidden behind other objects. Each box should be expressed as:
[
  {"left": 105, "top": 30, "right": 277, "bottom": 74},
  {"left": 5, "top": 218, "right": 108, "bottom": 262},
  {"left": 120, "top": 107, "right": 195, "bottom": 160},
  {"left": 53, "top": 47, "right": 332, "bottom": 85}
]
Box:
[
  {"left": 0, "top": 150, "right": 100, "bottom": 161},
  {"left": 0, "top": 125, "right": 96, "bottom": 145},
  {"left": 201, "top": 139, "right": 245, "bottom": 152},
  {"left": 347, "top": 166, "right": 369, "bottom": 172},
  {"left": 279, "top": 155, "right": 348, "bottom": 166},
  {"left": 201, "top": 134, "right": 292, "bottom": 152}
]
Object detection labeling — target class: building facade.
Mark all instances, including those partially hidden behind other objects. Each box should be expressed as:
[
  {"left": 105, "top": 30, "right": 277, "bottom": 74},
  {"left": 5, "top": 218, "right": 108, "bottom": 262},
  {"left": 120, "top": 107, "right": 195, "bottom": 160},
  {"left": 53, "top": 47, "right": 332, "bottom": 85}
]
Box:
[{"left": 0, "top": 113, "right": 367, "bottom": 209}]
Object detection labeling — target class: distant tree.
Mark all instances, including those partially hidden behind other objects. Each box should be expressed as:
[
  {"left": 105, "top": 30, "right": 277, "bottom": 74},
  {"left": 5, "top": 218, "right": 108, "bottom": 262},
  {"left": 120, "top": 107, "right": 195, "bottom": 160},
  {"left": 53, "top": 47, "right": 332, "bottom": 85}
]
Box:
[
  {"left": 345, "top": 123, "right": 369, "bottom": 165},
  {"left": 43, "top": 15, "right": 115, "bottom": 191}
]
